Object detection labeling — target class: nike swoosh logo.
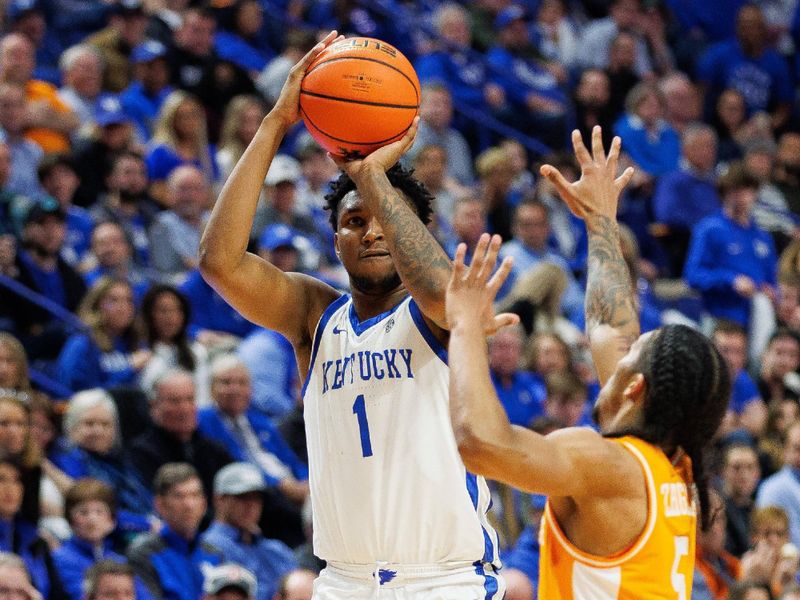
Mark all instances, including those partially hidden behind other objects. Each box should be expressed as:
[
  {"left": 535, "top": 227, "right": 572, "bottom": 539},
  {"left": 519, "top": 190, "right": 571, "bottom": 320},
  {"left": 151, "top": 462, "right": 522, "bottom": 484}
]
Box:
[{"left": 332, "top": 325, "right": 345, "bottom": 335}]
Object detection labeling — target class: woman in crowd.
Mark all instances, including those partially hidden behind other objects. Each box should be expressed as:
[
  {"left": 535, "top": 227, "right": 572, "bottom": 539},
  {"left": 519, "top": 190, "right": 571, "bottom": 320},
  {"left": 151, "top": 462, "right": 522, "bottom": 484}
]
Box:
[
  {"left": 138, "top": 284, "right": 211, "bottom": 407},
  {"left": 56, "top": 277, "right": 151, "bottom": 393},
  {"left": 51, "top": 479, "right": 153, "bottom": 600},
  {"left": 55, "top": 389, "right": 154, "bottom": 536},
  {"left": 215, "top": 94, "right": 268, "bottom": 183},
  {"left": 0, "top": 333, "right": 33, "bottom": 402},
  {"left": 145, "top": 91, "right": 218, "bottom": 204},
  {"left": 0, "top": 456, "right": 65, "bottom": 599}
]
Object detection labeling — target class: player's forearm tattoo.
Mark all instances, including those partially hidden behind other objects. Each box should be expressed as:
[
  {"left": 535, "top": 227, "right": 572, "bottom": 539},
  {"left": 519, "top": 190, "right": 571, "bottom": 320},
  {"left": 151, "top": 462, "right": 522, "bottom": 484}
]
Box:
[
  {"left": 585, "top": 215, "right": 638, "bottom": 334},
  {"left": 371, "top": 174, "right": 451, "bottom": 295}
]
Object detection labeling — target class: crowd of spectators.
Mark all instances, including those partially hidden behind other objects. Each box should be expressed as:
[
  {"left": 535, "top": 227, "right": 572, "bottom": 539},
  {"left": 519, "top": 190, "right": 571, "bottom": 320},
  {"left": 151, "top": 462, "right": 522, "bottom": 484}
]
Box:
[{"left": 1, "top": 0, "right": 800, "bottom": 599}]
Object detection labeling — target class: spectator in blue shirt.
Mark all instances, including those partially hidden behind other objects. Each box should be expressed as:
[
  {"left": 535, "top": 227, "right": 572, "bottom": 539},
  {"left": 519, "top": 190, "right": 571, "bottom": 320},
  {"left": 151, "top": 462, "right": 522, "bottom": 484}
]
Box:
[
  {"left": 83, "top": 222, "right": 150, "bottom": 304},
  {"left": 198, "top": 355, "right": 308, "bottom": 506},
  {"left": 684, "top": 163, "right": 778, "bottom": 329},
  {"left": 145, "top": 91, "right": 219, "bottom": 204},
  {"left": 55, "top": 389, "right": 155, "bottom": 534},
  {"left": 486, "top": 5, "right": 568, "bottom": 148},
  {"left": 0, "top": 457, "right": 64, "bottom": 599},
  {"left": 202, "top": 463, "right": 297, "bottom": 600},
  {"left": 488, "top": 325, "right": 545, "bottom": 427},
  {"left": 37, "top": 154, "right": 94, "bottom": 268},
  {"left": 120, "top": 40, "right": 174, "bottom": 141},
  {"left": 52, "top": 479, "right": 153, "bottom": 600},
  {"left": 179, "top": 268, "right": 257, "bottom": 344},
  {"left": 498, "top": 199, "right": 584, "bottom": 324},
  {"left": 90, "top": 151, "right": 159, "bottom": 268},
  {"left": 652, "top": 123, "right": 721, "bottom": 276},
  {"left": 697, "top": 4, "right": 793, "bottom": 130},
  {"left": 127, "top": 463, "right": 223, "bottom": 600},
  {"left": 3, "top": 197, "right": 86, "bottom": 361},
  {"left": 214, "top": 0, "right": 274, "bottom": 77},
  {"left": 712, "top": 320, "right": 766, "bottom": 439},
  {"left": 57, "top": 277, "right": 152, "bottom": 392},
  {"left": 415, "top": 3, "right": 507, "bottom": 118},
  {"left": 406, "top": 83, "right": 475, "bottom": 186},
  {"left": 613, "top": 82, "right": 681, "bottom": 177},
  {"left": 237, "top": 327, "right": 296, "bottom": 421}
]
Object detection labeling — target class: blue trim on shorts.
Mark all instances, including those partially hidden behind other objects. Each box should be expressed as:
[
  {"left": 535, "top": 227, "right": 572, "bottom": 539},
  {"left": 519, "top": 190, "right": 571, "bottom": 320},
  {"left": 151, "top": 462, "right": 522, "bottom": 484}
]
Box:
[
  {"left": 300, "top": 294, "right": 349, "bottom": 398},
  {"left": 473, "top": 562, "right": 499, "bottom": 599},
  {"left": 466, "top": 473, "right": 497, "bottom": 568},
  {"left": 409, "top": 299, "right": 448, "bottom": 365}
]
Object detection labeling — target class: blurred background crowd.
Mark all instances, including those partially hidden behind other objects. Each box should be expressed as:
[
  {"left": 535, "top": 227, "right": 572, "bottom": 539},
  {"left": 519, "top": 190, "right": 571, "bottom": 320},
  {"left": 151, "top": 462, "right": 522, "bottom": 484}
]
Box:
[{"left": 1, "top": 0, "right": 800, "bottom": 599}]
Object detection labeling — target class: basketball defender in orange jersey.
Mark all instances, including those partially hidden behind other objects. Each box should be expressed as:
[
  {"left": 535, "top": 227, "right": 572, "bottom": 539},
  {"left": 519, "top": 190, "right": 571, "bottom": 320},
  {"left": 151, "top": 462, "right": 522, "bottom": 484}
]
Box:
[{"left": 445, "top": 126, "right": 731, "bottom": 599}]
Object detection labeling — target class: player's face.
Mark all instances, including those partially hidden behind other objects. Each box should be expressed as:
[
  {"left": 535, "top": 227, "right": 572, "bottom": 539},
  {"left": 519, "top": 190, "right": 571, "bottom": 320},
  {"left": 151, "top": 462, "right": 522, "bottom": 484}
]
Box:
[
  {"left": 593, "top": 331, "right": 655, "bottom": 432},
  {"left": 334, "top": 190, "right": 406, "bottom": 296}
]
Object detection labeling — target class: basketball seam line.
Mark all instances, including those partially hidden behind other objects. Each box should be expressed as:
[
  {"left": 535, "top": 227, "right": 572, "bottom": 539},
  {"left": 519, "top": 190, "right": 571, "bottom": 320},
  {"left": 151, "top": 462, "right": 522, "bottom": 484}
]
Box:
[
  {"left": 300, "top": 89, "right": 419, "bottom": 110},
  {"left": 304, "top": 55, "right": 420, "bottom": 103},
  {"left": 300, "top": 106, "right": 413, "bottom": 146}
]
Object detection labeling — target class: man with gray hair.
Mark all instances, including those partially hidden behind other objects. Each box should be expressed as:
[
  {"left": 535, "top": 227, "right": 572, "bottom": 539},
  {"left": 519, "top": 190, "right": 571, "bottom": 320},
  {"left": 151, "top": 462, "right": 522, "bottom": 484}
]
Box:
[
  {"left": 197, "top": 354, "right": 308, "bottom": 505},
  {"left": 197, "top": 354, "right": 307, "bottom": 546},
  {"left": 148, "top": 165, "right": 210, "bottom": 285},
  {"left": 129, "top": 368, "right": 232, "bottom": 500},
  {"left": 652, "top": 122, "right": 721, "bottom": 276},
  {"left": 57, "top": 44, "right": 105, "bottom": 126}
]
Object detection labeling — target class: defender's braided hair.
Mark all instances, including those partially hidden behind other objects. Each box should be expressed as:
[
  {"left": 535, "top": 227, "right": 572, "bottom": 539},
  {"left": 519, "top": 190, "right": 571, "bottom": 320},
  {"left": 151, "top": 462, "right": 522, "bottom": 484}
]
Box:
[
  {"left": 323, "top": 163, "right": 435, "bottom": 231},
  {"left": 609, "top": 324, "right": 731, "bottom": 530}
]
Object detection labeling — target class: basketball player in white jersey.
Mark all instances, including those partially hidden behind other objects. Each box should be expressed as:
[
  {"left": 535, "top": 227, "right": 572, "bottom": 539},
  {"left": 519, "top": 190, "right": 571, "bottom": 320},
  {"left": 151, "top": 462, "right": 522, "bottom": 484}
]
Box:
[{"left": 200, "top": 31, "right": 510, "bottom": 599}]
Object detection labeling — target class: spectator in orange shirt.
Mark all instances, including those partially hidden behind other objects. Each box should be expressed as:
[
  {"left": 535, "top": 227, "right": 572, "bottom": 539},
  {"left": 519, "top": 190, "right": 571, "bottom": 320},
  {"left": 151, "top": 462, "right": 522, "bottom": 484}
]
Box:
[{"left": 0, "top": 33, "right": 78, "bottom": 153}]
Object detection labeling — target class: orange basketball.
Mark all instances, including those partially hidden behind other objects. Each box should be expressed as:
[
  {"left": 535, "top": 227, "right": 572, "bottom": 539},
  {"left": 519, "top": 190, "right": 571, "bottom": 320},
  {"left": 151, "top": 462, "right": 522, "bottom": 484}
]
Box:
[{"left": 300, "top": 37, "right": 420, "bottom": 158}]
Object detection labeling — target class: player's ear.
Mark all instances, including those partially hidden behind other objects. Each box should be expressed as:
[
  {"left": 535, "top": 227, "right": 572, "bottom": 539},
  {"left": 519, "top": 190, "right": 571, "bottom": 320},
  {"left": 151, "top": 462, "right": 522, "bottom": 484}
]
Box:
[
  {"left": 623, "top": 372, "right": 647, "bottom": 406},
  {"left": 333, "top": 233, "right": 341, "bottom": 258}
]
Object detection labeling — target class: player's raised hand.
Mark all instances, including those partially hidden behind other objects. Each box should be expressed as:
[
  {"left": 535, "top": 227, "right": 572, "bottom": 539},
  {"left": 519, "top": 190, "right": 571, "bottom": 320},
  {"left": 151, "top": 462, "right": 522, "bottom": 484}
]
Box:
[
  {"left": 539, "top": 126, "right": 634, "bottom": 222},
  {"left": 330, "top": 116, "right": 420, "bottom": 182},
  {"left": 446, "top": 233, "right": 519, "bottom": 335},
  {"left": 270, "top": 31, "right": 343, "bottom": 128}
]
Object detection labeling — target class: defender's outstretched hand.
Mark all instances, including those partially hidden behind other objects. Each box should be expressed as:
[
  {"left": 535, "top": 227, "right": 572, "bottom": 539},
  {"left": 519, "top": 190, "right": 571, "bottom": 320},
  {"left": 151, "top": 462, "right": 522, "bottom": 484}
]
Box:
[
  {"left": 330, "top": 116, "right": 420, "bottom": 181},
  {"left": 270, "top": 31, "right": 343, "bottom": 128},
  {"left": 446, "top": 233, "right": 519, "bottom": 335},
  {"left": 540, "top": 126, "right": 634, "bottom": 222}
]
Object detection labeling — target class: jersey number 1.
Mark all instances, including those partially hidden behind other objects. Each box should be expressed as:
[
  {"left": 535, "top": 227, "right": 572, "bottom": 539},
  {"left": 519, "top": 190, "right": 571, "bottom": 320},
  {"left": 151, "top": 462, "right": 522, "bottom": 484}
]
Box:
[{"left": 352, "top": 394, "right": 373, "bottom": 457}]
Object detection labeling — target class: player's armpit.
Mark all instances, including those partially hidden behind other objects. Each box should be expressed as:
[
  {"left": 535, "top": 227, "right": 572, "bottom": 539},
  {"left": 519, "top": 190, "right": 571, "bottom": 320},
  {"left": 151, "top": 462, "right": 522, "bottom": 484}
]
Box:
[
  {"left": 588, "top": 324, "right": 637, "bottom": 386},
  {"left": 461, "top": 425, "right": 641, "bottom": 500}
]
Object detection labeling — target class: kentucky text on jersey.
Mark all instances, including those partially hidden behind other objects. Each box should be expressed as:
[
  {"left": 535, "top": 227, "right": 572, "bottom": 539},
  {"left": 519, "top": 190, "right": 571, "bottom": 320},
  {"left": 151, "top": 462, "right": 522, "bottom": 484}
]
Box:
[{"left": 321, "top": 349, "right": 414, "bottom": 394}]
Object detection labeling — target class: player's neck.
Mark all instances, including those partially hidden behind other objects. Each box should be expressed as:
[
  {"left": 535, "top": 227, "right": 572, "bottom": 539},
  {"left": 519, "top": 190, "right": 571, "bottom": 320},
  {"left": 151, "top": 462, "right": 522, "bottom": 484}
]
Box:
[{"left": 350, "top": 286, "right": 408, "bottom": 322}]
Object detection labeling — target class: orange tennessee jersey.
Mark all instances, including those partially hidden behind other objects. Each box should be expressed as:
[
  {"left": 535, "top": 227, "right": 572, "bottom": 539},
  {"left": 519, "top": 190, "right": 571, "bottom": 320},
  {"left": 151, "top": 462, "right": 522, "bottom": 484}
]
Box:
[{"left": 538, "top": 436, "right": 696, "bottom": 599}]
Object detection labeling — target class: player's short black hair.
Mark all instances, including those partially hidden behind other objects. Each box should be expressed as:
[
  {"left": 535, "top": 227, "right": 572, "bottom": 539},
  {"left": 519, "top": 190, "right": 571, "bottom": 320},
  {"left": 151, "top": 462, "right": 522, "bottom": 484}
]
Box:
[{"left": 323, "top": 163, "right": 435, "bottom": 231}]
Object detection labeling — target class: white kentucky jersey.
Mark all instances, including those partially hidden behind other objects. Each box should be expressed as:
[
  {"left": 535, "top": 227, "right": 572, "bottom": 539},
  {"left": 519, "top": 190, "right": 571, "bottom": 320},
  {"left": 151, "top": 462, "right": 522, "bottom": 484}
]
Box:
[{"left": 302, "top": 294, "right": 500, "bottom": 569}]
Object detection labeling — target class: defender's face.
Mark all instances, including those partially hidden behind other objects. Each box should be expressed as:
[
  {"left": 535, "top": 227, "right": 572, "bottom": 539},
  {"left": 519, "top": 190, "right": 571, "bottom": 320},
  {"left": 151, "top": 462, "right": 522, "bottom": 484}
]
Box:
[
  {"left": 334, "top": 190, "right": 407, "bottom": 296},
  {"left": 593, "top": 331, "right": 655, "bottom": 431}
]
